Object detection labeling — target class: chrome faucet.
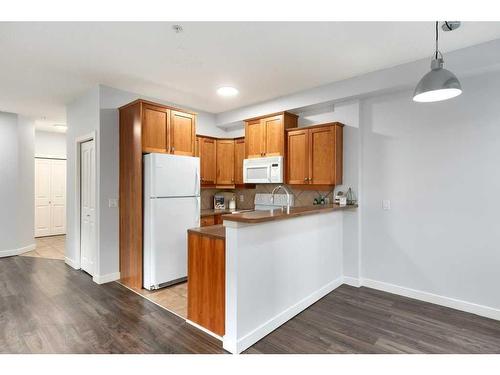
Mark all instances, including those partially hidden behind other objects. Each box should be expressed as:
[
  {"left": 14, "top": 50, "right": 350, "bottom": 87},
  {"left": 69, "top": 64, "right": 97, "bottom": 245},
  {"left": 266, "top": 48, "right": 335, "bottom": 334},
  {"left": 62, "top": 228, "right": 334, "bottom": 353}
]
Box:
[{"left": 271, "top": 185, "right": 292, "bottom": 214}]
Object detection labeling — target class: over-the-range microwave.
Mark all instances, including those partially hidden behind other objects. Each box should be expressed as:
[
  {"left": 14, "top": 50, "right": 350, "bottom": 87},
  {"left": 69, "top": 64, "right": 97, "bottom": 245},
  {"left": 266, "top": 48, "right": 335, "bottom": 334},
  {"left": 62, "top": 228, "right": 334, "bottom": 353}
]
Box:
[{"left": 243, "top": 156, "right": 283, "bottom": 184}]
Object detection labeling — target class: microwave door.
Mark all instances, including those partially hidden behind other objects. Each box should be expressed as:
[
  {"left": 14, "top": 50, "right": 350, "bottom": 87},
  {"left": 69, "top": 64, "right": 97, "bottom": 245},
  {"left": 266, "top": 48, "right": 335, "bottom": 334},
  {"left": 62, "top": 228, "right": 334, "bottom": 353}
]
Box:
[{"left": 245, "top": 165, "right": 271, "bottom": 183}]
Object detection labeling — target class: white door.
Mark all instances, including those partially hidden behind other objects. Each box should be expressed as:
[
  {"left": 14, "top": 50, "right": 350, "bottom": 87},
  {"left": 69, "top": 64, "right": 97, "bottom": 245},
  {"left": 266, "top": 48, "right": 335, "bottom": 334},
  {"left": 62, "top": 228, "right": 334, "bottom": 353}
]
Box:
[
  {"left": 35, "top": 158, "right": 67, "bottom": 237},
  {"left": 80, "top": 140, "right": 96, "bottom": 276}
]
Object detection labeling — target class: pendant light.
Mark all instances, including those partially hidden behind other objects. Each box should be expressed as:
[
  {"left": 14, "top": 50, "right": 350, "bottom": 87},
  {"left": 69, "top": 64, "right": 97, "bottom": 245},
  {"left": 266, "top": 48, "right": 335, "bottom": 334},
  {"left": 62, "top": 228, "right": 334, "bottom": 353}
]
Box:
[{"left": 413, "top": 21, "right": 462, "bottom": 102}]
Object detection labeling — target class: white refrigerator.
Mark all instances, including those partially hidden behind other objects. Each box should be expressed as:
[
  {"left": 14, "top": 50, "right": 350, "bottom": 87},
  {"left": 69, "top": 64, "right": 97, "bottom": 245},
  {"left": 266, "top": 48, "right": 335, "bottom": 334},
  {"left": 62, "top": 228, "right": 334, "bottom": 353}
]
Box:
[{"left": 143, "top": 153, "right": 200, "bottom": 290}]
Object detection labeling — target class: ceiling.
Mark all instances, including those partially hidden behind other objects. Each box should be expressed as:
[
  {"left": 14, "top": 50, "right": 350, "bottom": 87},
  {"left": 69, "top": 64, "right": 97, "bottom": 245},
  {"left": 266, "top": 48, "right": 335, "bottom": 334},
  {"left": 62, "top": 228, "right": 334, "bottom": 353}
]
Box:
[{"left": 1, "top": 21, "right": 500, "bottom": 128}]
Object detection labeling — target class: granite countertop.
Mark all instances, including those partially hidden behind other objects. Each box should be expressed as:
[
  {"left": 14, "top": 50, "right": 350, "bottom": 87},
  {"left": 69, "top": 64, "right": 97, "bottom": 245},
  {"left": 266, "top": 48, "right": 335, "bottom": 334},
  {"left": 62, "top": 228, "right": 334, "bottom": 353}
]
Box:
[
  {"left": 188, "top": 224, "right": 226, "bottom": 239},
  {"left": 221, "top": 204, "right": 358, "bottom": 224}
]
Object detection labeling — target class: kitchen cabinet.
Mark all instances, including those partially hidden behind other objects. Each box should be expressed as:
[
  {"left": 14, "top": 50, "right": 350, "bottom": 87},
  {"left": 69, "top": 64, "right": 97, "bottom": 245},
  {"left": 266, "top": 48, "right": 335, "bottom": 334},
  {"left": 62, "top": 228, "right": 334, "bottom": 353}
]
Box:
[
  {"left": 244, "top": 112, "right": 298, "bottom": 159},
  {"left": 188, "top": 229, "right": 225, "bottom": 336},
  {"left": 142, "top": 104, "right": 169, "bottom": 153},
  {"left": 234, "top": 137, "right": 245, "bottom": 185},
  {"left": 216, "top": 139, "right": 235, "bottom": 186},
  {"left": 286, "top": 122, "right": 343, "bottom": 186},
  {"left": 200, "top": 215, "right": 215, "bottom": 227},
  {"left": 141, "top": 101, "right": 196, "bottom": 155},
  {"left": 170, "top": 110, "right": 196, "bottom": 156},
  {"left": 198, "top": 136, "right": 217, "bottom": 186}
]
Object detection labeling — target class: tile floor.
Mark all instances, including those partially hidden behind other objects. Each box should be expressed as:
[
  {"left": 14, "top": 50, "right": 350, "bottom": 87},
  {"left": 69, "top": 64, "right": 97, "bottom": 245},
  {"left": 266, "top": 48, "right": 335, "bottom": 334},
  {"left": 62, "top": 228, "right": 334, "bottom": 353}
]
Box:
[
  {"left": 21, "top": 235, "right": 66, "bottom": 260},
  {"left": 128, "top": 282, "right": 188, "bottom": 318}
]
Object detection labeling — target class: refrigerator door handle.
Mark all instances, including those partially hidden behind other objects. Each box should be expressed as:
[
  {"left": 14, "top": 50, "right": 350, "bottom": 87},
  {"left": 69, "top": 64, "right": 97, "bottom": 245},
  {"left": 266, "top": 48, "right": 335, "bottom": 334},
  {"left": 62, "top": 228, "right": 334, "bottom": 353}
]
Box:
[{"left": 195, "top": 168, "right": 200, "bottom": 196}]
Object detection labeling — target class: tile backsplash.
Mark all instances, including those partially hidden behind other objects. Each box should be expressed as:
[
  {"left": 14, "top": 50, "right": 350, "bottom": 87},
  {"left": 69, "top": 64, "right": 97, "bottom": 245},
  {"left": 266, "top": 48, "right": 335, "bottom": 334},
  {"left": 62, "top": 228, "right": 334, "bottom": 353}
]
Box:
[{"left": 201, "top": 184, "right": 336, "bottom": 210}]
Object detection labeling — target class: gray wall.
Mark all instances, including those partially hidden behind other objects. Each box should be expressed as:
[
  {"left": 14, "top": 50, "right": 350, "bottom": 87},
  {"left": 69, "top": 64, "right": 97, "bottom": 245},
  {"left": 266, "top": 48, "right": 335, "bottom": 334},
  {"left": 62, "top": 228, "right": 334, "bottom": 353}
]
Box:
[
  {"left": 0, "top": 112, "right": 34, "bottom": 255},
  {"left": 35, "top": 130, "right": 67, "bottom": 158},
  {"left": 359, "top": 71, "right": 500, "bottom": 309}
]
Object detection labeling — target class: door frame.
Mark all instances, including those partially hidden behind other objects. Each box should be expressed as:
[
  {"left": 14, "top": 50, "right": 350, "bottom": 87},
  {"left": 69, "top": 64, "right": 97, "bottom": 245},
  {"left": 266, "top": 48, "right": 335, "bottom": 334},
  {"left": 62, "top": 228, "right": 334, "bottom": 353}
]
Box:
[{"left": 73, "top": 131, "right": 99, "bottom": 277}]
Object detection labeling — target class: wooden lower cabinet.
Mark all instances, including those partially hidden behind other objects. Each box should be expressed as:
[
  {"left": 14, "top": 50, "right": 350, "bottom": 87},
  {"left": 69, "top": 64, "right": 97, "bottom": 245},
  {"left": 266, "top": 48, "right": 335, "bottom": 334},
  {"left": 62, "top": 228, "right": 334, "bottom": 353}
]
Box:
[
  {"left": 200, "top": 215, "right": 215, "bottom": 227},
  {"left": 188, "top": 232, "right": 225, "bottom": 336}
]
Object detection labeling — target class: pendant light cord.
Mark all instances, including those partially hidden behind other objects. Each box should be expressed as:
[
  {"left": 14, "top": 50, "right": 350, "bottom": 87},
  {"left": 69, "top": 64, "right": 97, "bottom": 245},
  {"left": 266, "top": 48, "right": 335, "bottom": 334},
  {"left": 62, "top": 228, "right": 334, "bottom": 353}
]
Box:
[{"left": 435, "top": 21, "right": 439, "bottom": 59}]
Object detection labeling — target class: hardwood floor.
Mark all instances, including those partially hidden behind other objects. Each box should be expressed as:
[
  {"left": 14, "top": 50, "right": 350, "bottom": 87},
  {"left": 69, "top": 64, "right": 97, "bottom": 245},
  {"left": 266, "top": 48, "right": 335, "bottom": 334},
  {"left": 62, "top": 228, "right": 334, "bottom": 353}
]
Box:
[{"left": 1, "top": 255, "right": 499, "bottom": 354}]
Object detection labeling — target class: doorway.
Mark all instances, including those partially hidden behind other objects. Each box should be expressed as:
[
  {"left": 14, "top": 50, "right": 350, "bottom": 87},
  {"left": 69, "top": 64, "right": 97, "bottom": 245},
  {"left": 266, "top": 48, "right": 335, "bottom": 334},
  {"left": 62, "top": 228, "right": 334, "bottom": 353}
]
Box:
[{"left": 80, "top": 139, "right": 96, "bottom": 276}]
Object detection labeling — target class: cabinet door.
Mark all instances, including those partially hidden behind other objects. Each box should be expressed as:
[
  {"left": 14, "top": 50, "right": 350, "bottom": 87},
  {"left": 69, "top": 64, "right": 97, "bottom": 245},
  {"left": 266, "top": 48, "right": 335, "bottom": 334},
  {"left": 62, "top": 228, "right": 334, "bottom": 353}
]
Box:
[
  {"left": 309, "top": 126, "right": 335, "bottom": 185},
  {"left": 262, "top": 115, "right": 284, "bottom": 157},
  {"left": 216, "top": 140, "right": 235, "bottom": 185},
  {"left": 170, "top": 110, "right": 196, "bottom": 156},
  {"left": 287, "top": 129, "right": 310, "bottom": 185},
  {"left": 234, "top": 138, "right": 245, "bottom": 185},
  {"left": 245, "top": 120, "right": 264, "bottom": 158},
  {"left": 142, "top": 104, "right": 168, "bottom": 153},
  {"left": 200, "top": 137, "right": 217, "bottom": 185}
]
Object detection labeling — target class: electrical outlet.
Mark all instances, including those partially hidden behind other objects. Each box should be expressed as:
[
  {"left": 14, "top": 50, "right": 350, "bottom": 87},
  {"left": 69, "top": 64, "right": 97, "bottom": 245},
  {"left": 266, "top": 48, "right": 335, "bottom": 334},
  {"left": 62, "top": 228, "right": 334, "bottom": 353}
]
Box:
[
  {"left": 109, "top": 198, "right": 118, "bottom": 208},
  {"left": 239, "top": 194, "right": 244, "bottom": 202},
  {"left": 382, "top": 200, "right": 391, "bottom": 210}
]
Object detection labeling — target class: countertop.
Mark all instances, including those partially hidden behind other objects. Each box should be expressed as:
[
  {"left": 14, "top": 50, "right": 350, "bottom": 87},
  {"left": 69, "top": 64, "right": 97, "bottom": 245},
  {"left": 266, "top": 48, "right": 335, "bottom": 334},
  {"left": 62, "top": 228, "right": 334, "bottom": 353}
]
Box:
[
  {"left": 221, "top": 204, "right": 358, "bottom": 224},
  {"left": 188, "top": 224, "right": 226, "bottom": 239},
  {"left": 200, "top": 208, "right": 239, "bottom": 217}
]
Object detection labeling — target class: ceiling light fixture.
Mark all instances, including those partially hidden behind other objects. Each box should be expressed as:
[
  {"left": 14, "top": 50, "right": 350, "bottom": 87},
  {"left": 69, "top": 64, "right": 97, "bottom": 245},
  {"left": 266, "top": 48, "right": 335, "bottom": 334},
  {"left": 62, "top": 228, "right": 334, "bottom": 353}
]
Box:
[
  {"left": 413, "top": 21, "right": 463, "bottom": 103},
  {"left": 217, "top": 86, "right": 239, "bottom": 97}
]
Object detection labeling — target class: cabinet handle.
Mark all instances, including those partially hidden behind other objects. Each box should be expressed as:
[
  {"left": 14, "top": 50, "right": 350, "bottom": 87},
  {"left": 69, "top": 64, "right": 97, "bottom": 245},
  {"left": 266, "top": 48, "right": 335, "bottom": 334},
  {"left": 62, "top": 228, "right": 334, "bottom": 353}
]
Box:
[
  {"left": 171, "top": 146, "right": 175, "bottom": 152},
  {"left": 304, "top": 178, "right": 308, "bottom": 182}
]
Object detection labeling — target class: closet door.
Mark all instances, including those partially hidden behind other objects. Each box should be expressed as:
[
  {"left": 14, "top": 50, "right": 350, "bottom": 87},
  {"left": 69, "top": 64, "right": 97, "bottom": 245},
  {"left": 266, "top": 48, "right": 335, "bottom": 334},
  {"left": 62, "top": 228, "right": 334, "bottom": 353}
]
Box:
[
  {"left": 50, "top": 159, "right": 66, "bottom": 235},
  {"left": 35, "top": 159, "right": 52, "bottom": 237},
  {"left": 34, "top": 158, "right": 67, "bottom": 237}
]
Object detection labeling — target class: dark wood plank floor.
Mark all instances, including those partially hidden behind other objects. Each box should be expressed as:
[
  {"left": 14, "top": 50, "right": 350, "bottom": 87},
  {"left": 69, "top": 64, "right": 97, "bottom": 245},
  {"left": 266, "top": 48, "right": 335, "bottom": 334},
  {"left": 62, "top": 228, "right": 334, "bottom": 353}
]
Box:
[{"left": 1, "top": 256, "right": 499, "bottom": 354}]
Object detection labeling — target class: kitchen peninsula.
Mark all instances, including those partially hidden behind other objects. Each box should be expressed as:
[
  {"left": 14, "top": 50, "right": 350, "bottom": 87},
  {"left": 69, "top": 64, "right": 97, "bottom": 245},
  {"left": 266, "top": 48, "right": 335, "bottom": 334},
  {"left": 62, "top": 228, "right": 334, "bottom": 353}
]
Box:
[{"left": 187, "top": 204, "right": 357, "bottom": 353}]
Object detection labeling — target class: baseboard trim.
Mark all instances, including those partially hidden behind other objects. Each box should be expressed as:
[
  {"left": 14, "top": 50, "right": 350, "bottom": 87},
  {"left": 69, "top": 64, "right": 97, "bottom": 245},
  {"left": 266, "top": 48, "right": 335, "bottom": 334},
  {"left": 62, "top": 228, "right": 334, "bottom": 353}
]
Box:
[
  {"left": 0, "top": 243, "right": 35, "bottom": 258},
  {"left": 225, "top": 276, "right": 344, "bottom": 354},
  {"left": 186, "top": 319, "right": 223, "bottom": 341},
  {"left": 93, "top": 272, "right": 121, "bottom": 285},
  {"left": 354, "top": 278, "right": 500, "bottom": 322},
  {"left": 342, "top": 276, "right": 361, "bottom": 287},
  {"left": 64, "top": 257, "right": 80, "bottom": 270}
]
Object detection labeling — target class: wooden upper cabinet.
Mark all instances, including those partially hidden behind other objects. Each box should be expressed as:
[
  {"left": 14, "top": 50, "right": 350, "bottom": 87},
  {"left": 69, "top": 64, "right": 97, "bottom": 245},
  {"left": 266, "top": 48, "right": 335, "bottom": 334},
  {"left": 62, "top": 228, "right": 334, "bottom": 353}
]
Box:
[
  {"left": 170, "top": 110, "right": 196, "bottom": 156},
  {"left": 216, "top": 139, "right": 235, "bottom": 185},
  {"left": 142, "top": 104, "right": 169, "bottom": 153},
  {"left": 245, "top": 119, "right": 264, "bottom": 158},
  {"left": 198, "top": 136, "right": 217, "bottom": 186},
  {"left": 287, "top": 123, "right": 343, "bottom": 186},
  {"left": 244, "top": 112, "right": 298, "bottom": 159},
  {"left": 287, "top": 129, "right": 309, "bottom": 184},
  {"left": 262, "top": 115, "right": 285, "bottom": 157},
  {"left": 234, "top": 138, "right": 245, "bottom": 185}
]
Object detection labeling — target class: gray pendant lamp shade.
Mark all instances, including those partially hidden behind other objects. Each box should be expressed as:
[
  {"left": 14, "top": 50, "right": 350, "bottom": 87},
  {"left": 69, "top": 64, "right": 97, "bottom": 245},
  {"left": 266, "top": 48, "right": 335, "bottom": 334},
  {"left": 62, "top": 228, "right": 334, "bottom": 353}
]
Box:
[{"left": 413, "top": 22, "right": 463, "bottom": 102}]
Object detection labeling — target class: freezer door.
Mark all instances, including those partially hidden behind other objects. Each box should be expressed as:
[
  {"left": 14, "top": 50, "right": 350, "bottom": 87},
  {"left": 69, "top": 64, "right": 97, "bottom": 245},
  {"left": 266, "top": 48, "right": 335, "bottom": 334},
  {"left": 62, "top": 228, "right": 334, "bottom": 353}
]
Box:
[
  {"left": 143, "top": 196, "right": 200, "bottom": 290},
  {"left": 145, "top": 153, "right": 200, "bottom": 198}
]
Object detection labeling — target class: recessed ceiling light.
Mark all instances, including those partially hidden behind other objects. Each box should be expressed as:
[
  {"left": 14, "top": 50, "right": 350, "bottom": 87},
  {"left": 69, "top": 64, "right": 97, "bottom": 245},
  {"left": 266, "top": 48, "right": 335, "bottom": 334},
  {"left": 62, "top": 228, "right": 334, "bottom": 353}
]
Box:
[{"left": 217, "top": 86, "right": 239, "bottom": 97}]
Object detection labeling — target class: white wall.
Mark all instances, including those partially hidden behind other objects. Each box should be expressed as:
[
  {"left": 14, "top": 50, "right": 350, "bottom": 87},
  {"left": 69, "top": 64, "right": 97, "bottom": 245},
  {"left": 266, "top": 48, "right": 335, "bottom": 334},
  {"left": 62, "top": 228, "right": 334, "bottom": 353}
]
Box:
[
  {"left": 35, "top": 130, "right": 66, "bottom": 158},
  {"left": 359, "top": 71, "right": 500, "bottom": 311},
  {"left": 0, "top": 112, "right": 35, "bottom": 256}
]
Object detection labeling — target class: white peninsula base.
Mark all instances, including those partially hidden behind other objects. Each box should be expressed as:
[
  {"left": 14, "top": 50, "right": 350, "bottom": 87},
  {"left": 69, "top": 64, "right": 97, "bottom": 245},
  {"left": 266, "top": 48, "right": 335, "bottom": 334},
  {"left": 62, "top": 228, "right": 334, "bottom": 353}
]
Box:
[{"left": 223, "top": 209, "right": 344, "bottom": 353}]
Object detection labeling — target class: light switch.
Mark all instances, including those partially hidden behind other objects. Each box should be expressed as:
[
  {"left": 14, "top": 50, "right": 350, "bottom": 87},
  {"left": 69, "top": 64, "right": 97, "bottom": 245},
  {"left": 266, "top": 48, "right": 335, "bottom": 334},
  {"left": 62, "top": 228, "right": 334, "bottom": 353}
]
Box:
[
  {"left": 383, "top": 200, "right": 391, "bottom": 210},
  {"left": 239, "top": 194, "right": 244, "bottom": 202},
  {"left": 109, "top": 198, "right": 118, "bottom": 208}
]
